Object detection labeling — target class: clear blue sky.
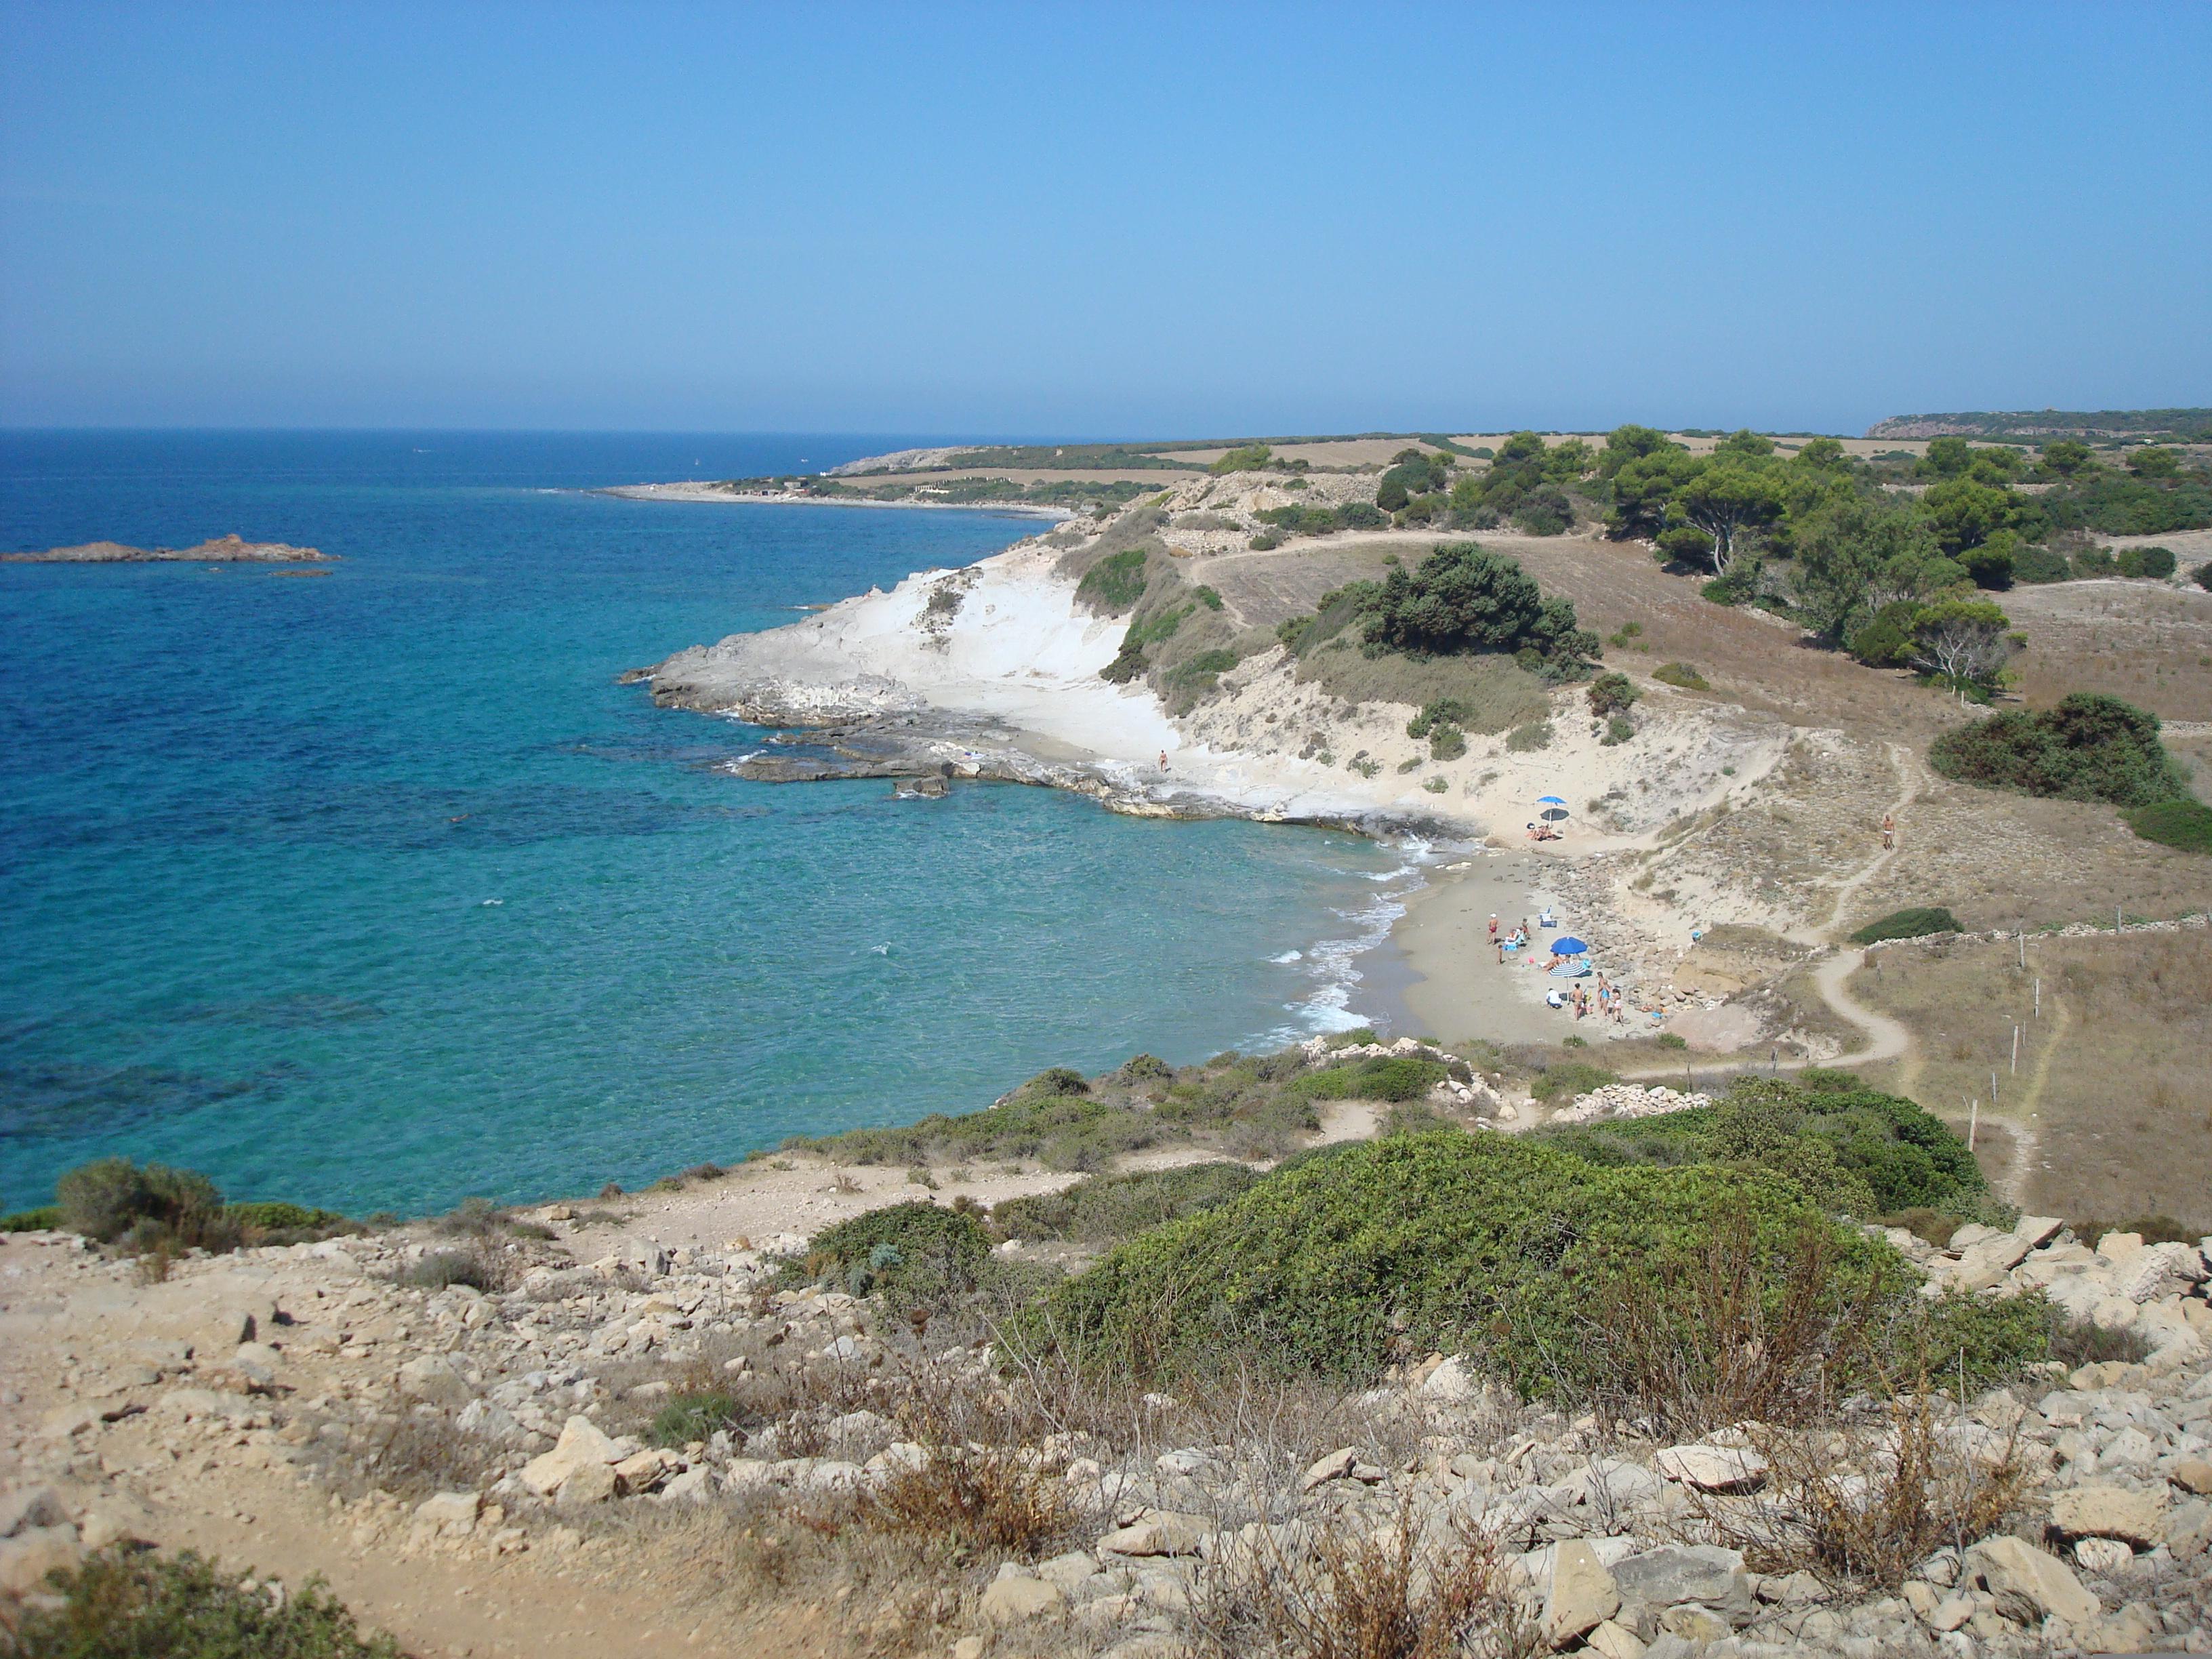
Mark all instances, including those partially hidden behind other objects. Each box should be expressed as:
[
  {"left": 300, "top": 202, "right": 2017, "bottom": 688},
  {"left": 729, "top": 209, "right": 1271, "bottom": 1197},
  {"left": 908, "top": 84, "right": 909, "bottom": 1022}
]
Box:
[{"left": 3, "top": 2, "right": 2206, "bottom": 437}]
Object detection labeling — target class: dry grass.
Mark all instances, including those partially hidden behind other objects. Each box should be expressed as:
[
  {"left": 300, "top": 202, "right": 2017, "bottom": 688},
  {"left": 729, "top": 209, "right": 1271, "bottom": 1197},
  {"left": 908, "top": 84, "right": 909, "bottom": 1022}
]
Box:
[
  {"left": 1853, "top": 926, "right": 2212, "bottom": 1226},
  {"left": 1187, "top": 1496, "right": 1539, "bottom": 1659},
  {"left": 2005, "top": 580, "right": 2212, "bottom": 722},
  {"left": 1573, "top": 1211, "right": 1887, "bottom": 1437},
  {"left": 1692, "top": 1395, "right": 2030, "bottom": 1591},
  {"left": 861, "top": 1450, "right": 1074, "bottom": 1561}
]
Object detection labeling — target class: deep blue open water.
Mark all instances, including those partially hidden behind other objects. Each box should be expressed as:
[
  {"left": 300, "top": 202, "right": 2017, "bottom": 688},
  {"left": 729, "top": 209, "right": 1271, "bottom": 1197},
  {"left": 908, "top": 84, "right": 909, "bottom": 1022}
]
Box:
[{"left": 1, "top": 432, "right": 1410, "bottom": 1215}]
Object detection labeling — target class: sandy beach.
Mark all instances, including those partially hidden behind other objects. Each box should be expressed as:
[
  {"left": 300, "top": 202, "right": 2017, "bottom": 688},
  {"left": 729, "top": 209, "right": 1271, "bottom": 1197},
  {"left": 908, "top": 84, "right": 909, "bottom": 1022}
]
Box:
[{"left": 602, "top": 480, "right": 1075, "bottom": 518}]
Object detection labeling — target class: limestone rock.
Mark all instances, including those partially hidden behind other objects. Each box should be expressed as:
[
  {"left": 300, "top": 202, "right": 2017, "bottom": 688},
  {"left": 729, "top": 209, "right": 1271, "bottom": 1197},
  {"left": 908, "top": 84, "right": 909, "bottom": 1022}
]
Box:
[
  {"left": 518, "top": 1414, "right": 621, "bottom": 1496},
  {"left": 1612, "top": 1544, "right": 1750, "bottom": 1612},
  {"left": 413, "top": 1491, "right": 480, "bottom": 1535},
  {"left": 2073, "top": 1536, "right": 2133, "bottom": 1574},
  {"left": 1544, "top": 1538, "right": 1620, "bottom": 1643},
  {"left": 557, "top": 1460, "right": 619, "bottom": 1506},
  {"left": 1654, "top": 1442, "right": 1767, "bottom": 1492},
  {"left": 1963, "top": 1534, "right": 2099, "bottom": 1625},
  {"left": 2050, "top": 1483, "right": 2168, "bottom": 1548},
  {"left": 396, "top": 1354, "right": 473, "bottom": 1406},
  {"left": 0, "top": 1487, "right": 70, "bottom": 1538},
  {"left": 1097, "top": 1509, "right": 1210, "bottom": 1557},
  {"left": 0, "top": 1525, "right": 83, "bottom": 1595},
  {"left": 2171, "top": 1456, "right": 2212, "bottom": 1496},
  {"left": 1586, "top": 1618, "right": 1647, "bottom": 1659},
  {"left": 978, "top": 1570, "right": 1064, "bottom": 1623}
]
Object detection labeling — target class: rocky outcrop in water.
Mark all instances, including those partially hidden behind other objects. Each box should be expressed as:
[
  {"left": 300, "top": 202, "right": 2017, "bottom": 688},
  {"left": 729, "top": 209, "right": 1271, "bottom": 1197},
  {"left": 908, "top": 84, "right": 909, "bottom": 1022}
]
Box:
[{"left": 3, "top": 535, "right": 332, "bottom": 564}]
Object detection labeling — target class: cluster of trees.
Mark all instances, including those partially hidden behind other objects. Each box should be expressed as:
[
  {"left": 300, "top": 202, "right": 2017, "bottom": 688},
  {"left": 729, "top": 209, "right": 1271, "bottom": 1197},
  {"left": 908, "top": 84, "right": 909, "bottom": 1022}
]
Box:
[
  {"left": 1278, "top": 541, "right": 1600, "bottom": 681},
  {"left": 1248, "top": 499, "right": 1387, "bottom": 547}
]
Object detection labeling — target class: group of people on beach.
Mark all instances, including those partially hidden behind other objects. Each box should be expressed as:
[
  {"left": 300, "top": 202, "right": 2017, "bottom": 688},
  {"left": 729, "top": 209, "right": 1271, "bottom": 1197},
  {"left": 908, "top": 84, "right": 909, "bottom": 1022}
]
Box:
[{"left": 1488, "top": 912, "right": 1635, "bottom": 1025}]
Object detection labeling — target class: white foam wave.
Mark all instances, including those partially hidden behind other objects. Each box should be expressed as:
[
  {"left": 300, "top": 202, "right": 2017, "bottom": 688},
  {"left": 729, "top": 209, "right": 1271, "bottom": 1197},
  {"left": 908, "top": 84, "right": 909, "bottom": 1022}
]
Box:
[{"left": 1268, "top": 949, "right": 1303, "bottom": 964}]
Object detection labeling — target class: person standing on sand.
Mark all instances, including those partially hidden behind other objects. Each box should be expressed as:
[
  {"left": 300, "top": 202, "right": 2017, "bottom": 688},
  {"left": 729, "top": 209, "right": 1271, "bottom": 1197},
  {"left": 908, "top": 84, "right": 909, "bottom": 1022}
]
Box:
[
  {"left": 1160, "top": 750, "right": 1169, "bottom": 773},
  {"left": 1488, "top": 914, "right": 1498, "bottom": 943},
  {"left": 1881, "top": 812, "right": 1894, "bottom": 850}
]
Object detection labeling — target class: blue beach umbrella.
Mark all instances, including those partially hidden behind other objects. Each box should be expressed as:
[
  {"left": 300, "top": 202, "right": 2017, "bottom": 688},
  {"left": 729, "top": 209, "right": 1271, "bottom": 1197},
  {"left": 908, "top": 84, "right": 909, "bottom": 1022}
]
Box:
[
  {"left": 1552, "top": 937, "right": 1589, "bottom": 954},
  {"left": 1536, "top": 796, "right": 1566, "bottom": 806}
]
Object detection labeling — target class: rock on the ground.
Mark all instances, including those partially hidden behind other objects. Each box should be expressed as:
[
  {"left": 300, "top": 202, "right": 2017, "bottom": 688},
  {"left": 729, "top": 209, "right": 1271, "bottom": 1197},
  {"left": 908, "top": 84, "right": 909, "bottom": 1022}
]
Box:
[
  {"left": 1544, "top": 1538, "right": 1621, "bottom": 1643},
  {"left": 2050, "top": 1483, "right": 2169, "bottom": 1548},
  {"left": 1963, "top": 1534, "right": 2100, "bottom": 1625}
]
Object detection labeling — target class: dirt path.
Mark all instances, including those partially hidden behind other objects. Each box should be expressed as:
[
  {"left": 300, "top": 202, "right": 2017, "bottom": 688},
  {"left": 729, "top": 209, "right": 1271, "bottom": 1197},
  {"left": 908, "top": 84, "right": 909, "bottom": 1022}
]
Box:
[
  {"left": 1618, "top": 743, "right": 1920, "bottom": 1081},
  {"left": 1999, "top": 986, "right": 2072, "bottom": 1208}
]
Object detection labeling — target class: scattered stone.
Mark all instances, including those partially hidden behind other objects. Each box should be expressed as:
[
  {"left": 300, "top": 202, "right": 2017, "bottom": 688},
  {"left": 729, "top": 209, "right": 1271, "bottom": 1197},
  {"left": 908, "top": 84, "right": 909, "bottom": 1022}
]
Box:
[
  {"left": 1963, "top": 1534, "right": 2100, "bottom": 1625},
  {"left": 1097, "top": 1510, "right": 1210, "bottom": 1558},
  {"left": 1544, "top": 1538, "right": 1620, "bottom": 1644},
  {"left": 977, "top": 1570, "right": 1063, "bottom": 1623},
  {"left": 396, "top": 1354, "right": 472, "bottom": 1406},
  {"left": 2073, "top": 1536, "right": 2133, "bottom": 1574},
  {"left": 518, "top": 1414, "right": 621, "bottom": 1496},
  {"left": 1654, "top": 1442, "right": 1768, "bottom": 1492},
  {"left": 2051, "top": 1483, "right": 2169, "bottom": 1548}
]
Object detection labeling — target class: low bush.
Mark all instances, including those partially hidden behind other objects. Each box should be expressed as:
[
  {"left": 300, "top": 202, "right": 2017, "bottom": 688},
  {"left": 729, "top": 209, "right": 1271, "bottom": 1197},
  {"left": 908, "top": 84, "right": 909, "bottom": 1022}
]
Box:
[
  {"left": 11, "top": 1547, "right": 406, "bottom": 1658},
  {"left": 2196, "top": 561, "right": 2212, "bottom": 592},
  {"left": 2116, "top": 544, "right": 2176, "bottom": 579},
  {"left": 1429, "top": 724, "right": 1467, "bottom": 760},
  {"left": 1534, "top": 1078, "right": 1999, "bottom": 1222},
  {"left": 2125, "top": 798, "right": 2212, "bottom": 853},
  {"left": 649, "top": 1390, "right": 741, "bottom": 1447},
  {"left": 1017, "top": 1132, "right": 1918, "bottom": 1397},
  {"left": 860, "top": 1445, "right": 1074, "bottom": 1561},
  {"left": 1075, "top": 546, "right": 1149, "bottom": 613},
  {"left": 1504, "top": 719, "right": 1552, "bottom": 752},
  {"left": 2010, "top": 543, "right": 2074, "bottom": 583},
  {"left": 1288, "top": 1055, "right": 1450, "bottom": 1105},
  {"left": 1929, "top": 692, "right": 2194, "bottom": 808},
  {"left": 0, "top": 1204, "right": 62, "bottom": 1231},
  {"left": 54, "top": 1158, "right": 241, "bottom": 1254},
  {"left": 1586, "top": 672, "right": 1639, "bottom": 716},
  {"left": 991, "top": 1162, "right": 1258, "bottom": 1246},
  {"left": 1848, "top": 906, "right": 1961, "bottom": 944},
  {"left": 1652, "top": 661, "right": 1709, "bottom": 691},
  {"left": 402, "top": 1249, "right": 505, "bottom": 1292},
  {"left": 796, "top": 1201, "right": 994, "bottom": 1307}
]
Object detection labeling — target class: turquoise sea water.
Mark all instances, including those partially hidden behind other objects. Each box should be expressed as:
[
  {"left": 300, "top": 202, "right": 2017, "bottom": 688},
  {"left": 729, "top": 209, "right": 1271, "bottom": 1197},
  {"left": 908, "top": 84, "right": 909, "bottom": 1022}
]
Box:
[{"left": 1, "top": 432, "right": 1412, "bottom": 1216}]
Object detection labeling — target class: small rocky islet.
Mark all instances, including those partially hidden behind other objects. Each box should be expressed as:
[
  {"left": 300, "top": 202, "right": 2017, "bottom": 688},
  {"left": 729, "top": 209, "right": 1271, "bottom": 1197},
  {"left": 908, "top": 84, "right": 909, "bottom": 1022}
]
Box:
[{"left": 2, "top": 534, "right": 332, "bottom": 564}]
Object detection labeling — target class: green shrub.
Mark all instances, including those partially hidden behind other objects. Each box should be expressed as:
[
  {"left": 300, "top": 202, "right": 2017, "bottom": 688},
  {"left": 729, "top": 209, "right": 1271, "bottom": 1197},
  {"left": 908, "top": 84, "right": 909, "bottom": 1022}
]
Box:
[
  {"left": 2195, "top": 561, "right": 2212, "bottom": 592},
  {"left": 1289, "top": 1055, "right": 1449, "bottom": 1104},
  {"left": 991, "top": 1162, "right": 1259, "bottom": 1246},
  {"left": 1017, "top": 1132, "right": 1913, "bottom": 1396},
  {"left": 2010, "top": 544, "right": 2074, "bottom": 584},
  {"left": 2116, "top": 544, "right": 2176, "bottom": 579},
  {"left": 1586, "top": 672, "right": 1639, "bottom": 716},
  {"left": 649, "top": 1391, "right": 740, "bottom": 1447},
  {"left": 12, "top": 1547, "right": 406, "bottom": 1658},
  {"left": 1653, "top": 661, "right": 1709, "bottom": 691},
  {"left": 797, "top": 1201, "right": 993, "bottom": 1307},
  {"left": 1423, "top": 775, "right": 1448, "bottom": 793},
  {"left": 2125, "top": 798, "right": 2212, "bottom": 853},
  {"left": 54, "top": 1158, "right": 238, "bottom": 1252},
  {"left": 1849, "top": 906, "right": 1962, "bottom": 945},
  {"left": 1028, "top": 1066, "right": 1090, "bottom": 1097},
  {"left": 1429, "top": 724, "right": 1467, "bottom": 760},
  {"left": 1656, "top": 1032, "right": 1687, "bottom": 1050},
  {"left": 1929, "top": 692, "right": 2194, "bottom": 808},
  {"left": 1536, "top": 1078, "right": 1998, "bottom": 1223},
  {"left": 1404, "top": 696, "right": 1471, "bottom": 739},
  {"left": 1601, "top": 714, "right": 1635, "bottom": 745},
  {"left": 1075, "top": 547, "right": 1148, "bottom": 613},
  {"left": 1504, "top": 719, "right": 1553, "bottom": 752},
  {"left": 1, "top": 1205, "right": 62, "bottom": 1231},
  {"left": 1364, "top": 542, "right": 1599, "bottom": 674},
  {"left": 1192, "top": 584, "right": 1224, "bottom": 610},
  {"left": 1210, "top": 443, "right": 1273, "bottom": 474}
]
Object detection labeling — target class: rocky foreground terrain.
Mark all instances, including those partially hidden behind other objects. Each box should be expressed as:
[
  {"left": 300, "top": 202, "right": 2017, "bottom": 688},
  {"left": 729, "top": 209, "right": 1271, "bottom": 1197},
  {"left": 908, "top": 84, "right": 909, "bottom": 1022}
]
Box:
[{"left": 5, "top": 1190, "right": 2211, "bottom": 1658}]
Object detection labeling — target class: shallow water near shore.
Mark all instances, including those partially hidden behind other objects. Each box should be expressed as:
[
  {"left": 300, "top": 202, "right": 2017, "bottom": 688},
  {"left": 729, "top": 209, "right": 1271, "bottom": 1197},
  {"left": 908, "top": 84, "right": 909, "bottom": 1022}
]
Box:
[{"left": 0, "top": 432, "right": 1414, "bottom": 1215}]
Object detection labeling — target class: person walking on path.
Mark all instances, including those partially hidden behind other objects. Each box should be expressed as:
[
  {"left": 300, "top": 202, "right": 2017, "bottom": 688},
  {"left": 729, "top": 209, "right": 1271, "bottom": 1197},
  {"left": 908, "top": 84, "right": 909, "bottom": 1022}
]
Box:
[
  {"left": 1160, "top": 750, "right": 1169, "bottom": 773},
  {"left": 1881, "top": 812, "right": 1894, "bottom": 851}
]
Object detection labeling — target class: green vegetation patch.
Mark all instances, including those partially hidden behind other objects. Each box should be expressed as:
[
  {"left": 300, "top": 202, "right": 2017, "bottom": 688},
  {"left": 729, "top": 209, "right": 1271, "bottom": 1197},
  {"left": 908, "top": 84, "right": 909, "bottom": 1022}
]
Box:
[
  {"left": 794, "top": 1200, "right": 994, "bottom": 1304},
  {"left": 2125, "top": 798, "right": 2212, "bottom": 855},
  {"left": 1929, "top": 692, "right": 2194, "bottom": 808},
  {"left": 1849, "top": 907, "right": 1963, "bottom": 945},
  {"left": 1532, "top": 1078, "right": 2001, "bottom": 1222},
  {"left": 1652, "top": 661, "right": 1709, "bottom": 691},
  {"left": 991, "top": 1162, "right": 1259, "bottom": 1246},
  {"left": 1074, "top": 546, "right": 1149, "bottom": 613},
  {"left": 1017, "top": 1131, "right": 1917, "bottom": 1395},
  {"left": 1287, "top": 1054, "right": 1450, "bottom": 1104},
  {"left": 14, "top": 1547, "right": 407, "bottom": 1658}
]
